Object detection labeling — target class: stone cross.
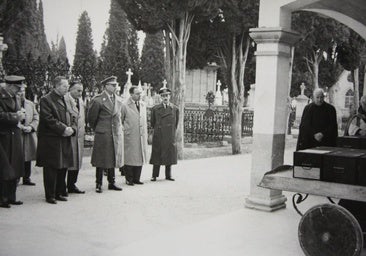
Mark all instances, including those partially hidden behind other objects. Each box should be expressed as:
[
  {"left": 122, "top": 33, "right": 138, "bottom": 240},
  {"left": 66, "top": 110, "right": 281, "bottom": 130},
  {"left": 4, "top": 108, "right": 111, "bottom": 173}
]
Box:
[
  {"left": 162, "top": 79, "right": 167, "bottom": 89},
  {"left": 216, "top": 80, "right": 222, "bottom": 91},
  {"left": 215, "top": 80, "right": 223, "bottom": 106},
  {"left": 300, "top": 82, "right": 306, "bottom": 95},
  {"left": 126, "top": 68, "right": 133, "bottom": 84}
]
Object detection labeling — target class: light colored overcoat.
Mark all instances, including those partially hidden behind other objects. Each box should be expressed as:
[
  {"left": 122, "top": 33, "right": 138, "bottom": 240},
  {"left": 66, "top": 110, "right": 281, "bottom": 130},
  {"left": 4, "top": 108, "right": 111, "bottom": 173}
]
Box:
[
  {"left": 88, "top": 91, "right": 124, "bottom": 168},
  {"left": 64, "top": 93, "right": 85, "bottom": 170},
  {"left": 121, "top": 98, "right": 148, "bottom": 166},
  {"left": 22, "top": 99, "right": 39, "bottom": 161}
]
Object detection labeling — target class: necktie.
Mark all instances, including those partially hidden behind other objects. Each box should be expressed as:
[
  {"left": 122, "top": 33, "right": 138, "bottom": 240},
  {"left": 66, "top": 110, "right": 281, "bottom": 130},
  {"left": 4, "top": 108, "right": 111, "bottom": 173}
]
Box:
[
  {"left": 75, "top": 98, "right": 80, "bottom": 111},
  {"left": 110, "top": 95, "right": 115, "bottom": 105},
  {"left": 136, "top": 101, "right": 140, "bottom": 112}
]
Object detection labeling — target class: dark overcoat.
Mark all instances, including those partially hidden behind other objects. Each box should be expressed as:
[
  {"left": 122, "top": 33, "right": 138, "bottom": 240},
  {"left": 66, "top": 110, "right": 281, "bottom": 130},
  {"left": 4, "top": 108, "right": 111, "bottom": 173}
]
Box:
[
  {"left": 87, "top": 91, "right": 124, "bottom": 168},
  {"left": 150, "top": 103, "right": 179, "bottom": 165},
  {"left": 36, "top": 90, "right": 74, "bottom": 169},
  {"left": 0, "top": 87, "right": 24, "bottom": 180},
  {"left": 296, "top": 102, "right": 338, "bottom": 150}
]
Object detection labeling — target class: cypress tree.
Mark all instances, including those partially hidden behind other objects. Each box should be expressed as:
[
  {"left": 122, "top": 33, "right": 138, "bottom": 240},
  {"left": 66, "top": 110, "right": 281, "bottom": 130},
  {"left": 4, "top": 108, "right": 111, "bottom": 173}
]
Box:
[
  {"left": 128, "top": 24, "right": 140, "bottom": 84},
  {"left": 101, "top": 0, "right": 131, "bottom": 85},
  {"left": 140, "top": 31, "right": 165, "bottom": 89},
  {"left": 72, "top": 11, "right": 97, "bottom": 91}
]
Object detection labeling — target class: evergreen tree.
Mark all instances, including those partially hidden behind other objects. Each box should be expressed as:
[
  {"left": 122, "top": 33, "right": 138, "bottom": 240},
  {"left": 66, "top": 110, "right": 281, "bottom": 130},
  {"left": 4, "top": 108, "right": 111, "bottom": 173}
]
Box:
[
  {"left": 128, "top": 24, "right": 140, "bottom": 84},
  {"left": 101, "top": 0, "right": 131, "bottom": 87},
  {"left": 1, "top": 0, "right": 50, "bottom": 97},
  {"left": 140, "top": 31, "right": 165, "bottom": 89},
  {"left": 57, "top": 37, "right": 68, "bottom": 62},
  {"left": 36, "top": 0, "right": 50, "bottom": 59},
  {"left": 72, "top": 11, "right": 97, "bottom": 92}
]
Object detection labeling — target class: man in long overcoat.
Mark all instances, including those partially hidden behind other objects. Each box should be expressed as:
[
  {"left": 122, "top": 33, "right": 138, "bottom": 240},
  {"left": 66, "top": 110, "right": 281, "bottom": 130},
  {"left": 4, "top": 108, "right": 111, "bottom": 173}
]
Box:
[
  {"left": 296, "top": 88, "right": 338, "bottom": 150},
  {"left": 121, "top": 86, "right": 148, "bottom": 185},
  {"left": 0, "top": 75, "right": 26, "bottom": 207},
  {"left": 150, "top": 87, "right": 179, "bottom": 181},
  {"left": 88, "top": 76, "right": 123, "bottom": 193},
  {"left": 18, "top": 85, "right": 39, "bottom": 186},
  {"left": 64, "top": 80, "right": 85, "bottom": 194},
  {"left": 36, "top": 76, "right": 75, "bottom": 204}
]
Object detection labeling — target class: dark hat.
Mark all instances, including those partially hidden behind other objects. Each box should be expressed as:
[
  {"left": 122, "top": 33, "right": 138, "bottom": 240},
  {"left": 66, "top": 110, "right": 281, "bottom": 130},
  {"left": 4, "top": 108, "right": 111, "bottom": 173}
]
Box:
[
  {"left": 101, "top": 76, "right": 118, "bottom": 85},
  {"left": 159, "top": 87, "right": 171, "bottom": 95},
  {"left": 5, "top": 75, "right": 25, "bottom": 87}
]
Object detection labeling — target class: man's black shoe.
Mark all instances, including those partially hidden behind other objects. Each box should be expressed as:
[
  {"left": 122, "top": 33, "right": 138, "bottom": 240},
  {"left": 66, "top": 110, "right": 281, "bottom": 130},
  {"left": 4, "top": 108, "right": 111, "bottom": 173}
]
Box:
[
  {"left": 0, "top": 202, "right": 10, "bottom": 208},
  {"left": 166, "top": 177, "right": 175, "bottom": 181},
  {"left": 55, "top": 196, "right": 68, "bottom": 201},
  {"left": 46, "top": 198, "right": 57, "bottom": 204},
  {"left": 23, "top": 179, "right": 36, "bottom": 186},
  {"left": 126, "top": 181, "right": 134, "bottom": 186},
  {"left": 151, "top": 177, "right": 156, "bottom": 182},
  {"left": 134, "top": 181, "right": 144, "bottom": 185},
  {"left": 108, "top": 184, "right": 122, "bottom": 191},
  {"left": 68, "top": 186, "right": 85, "bottom": 194},
  {"left": 96, "top": 185, "right": 103, "bottom": 193},
  {"left": 9, "top": 200, "right": 23, "bottom": 205}
]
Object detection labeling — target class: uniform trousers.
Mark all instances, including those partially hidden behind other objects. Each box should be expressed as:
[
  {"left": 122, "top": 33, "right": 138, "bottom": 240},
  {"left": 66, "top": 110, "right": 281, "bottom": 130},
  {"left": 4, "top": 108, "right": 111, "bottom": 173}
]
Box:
[
  {"left": 0, "top": 179, "right": 17, "bottom": 203},
  {"left": 43, "top": 168, "right": 67, "bottom": 199},
  {"left": 152, "top": 165, "right": 172, "bottom": 178},
  {"left": 96, "top": 168, "right": 115, "bottom": 185}
]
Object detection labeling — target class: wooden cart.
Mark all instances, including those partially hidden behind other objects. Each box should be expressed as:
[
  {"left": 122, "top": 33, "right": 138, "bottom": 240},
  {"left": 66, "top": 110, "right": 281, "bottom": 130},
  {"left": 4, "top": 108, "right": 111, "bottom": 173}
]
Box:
[{"left": 259, "top": 165, "right": 366, "bottom": 256}]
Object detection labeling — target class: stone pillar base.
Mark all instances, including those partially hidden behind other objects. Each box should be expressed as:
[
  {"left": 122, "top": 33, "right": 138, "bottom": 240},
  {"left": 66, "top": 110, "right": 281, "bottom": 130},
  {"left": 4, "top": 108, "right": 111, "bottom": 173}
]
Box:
[{"left": 245, "top": 194, "right": 287, "bottom": 212}]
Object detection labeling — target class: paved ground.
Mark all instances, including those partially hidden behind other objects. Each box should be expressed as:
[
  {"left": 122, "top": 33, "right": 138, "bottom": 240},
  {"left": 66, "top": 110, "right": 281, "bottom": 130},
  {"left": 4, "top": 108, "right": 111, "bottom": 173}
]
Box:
[{"left": 0, "top": 138, "right": 363, "bottom": 256}]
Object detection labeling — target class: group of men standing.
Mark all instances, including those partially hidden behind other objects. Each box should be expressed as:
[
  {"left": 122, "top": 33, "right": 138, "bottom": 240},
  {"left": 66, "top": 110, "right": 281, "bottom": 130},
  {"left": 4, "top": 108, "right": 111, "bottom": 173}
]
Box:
[{"left": 0, "top": 74, "right": 179, "bottom": 206}]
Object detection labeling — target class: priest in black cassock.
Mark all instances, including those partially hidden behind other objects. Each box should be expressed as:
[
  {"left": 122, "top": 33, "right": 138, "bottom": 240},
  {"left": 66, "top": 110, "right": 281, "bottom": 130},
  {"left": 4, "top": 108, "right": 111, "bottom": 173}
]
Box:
[{"left": 296, "top": 88, "right": 338, "bottom": 150}]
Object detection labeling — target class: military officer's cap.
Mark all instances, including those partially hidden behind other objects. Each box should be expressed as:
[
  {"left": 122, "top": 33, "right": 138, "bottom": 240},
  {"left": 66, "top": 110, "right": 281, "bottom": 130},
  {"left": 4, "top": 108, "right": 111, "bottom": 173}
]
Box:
[
  {"left": 159, "top": 87, "right": 171, "bottom": 95},
  {"left": 101, "top": 76, "right": 118, "bottom": 85},
  {"left": 5, "top": 75, "right": 25, "bottom": 87}
]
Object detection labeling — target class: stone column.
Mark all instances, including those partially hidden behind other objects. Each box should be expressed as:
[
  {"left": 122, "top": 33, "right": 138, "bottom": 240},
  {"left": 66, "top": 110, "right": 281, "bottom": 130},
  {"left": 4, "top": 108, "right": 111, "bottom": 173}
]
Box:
[{"left": 245, "top": 27, "right": 300, "bottom": 211}]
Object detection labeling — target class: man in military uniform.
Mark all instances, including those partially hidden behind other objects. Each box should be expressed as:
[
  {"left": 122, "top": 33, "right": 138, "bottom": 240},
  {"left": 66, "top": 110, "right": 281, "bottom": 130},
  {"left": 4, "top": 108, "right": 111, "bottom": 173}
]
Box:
[
  {"left": 150, "top": 87, "right": 179, "bottom": 181},
  {"left": 36, "top": 76, "right": 75, "bottom": 204},
  {"left": 87, "top": 76, "right": 123, "bottom": 193},
  {"left": 0, "top": 75, "right": 26, "bottom": 207}
]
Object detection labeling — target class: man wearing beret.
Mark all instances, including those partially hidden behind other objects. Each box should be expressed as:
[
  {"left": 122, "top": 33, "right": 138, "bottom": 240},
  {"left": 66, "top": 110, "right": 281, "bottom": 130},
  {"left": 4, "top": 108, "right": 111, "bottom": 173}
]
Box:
[
  {"left": 0, "top": 75, "right": 26, "bottom": 207},
  {"left": 150, "top": 87, "right": 179, "bottom": 182},
  {"left": 36, "top": 76, "right": 75, "bottom": 204},
  {"left": 87, "top": 76, "right": 123, "bottom": 193}
]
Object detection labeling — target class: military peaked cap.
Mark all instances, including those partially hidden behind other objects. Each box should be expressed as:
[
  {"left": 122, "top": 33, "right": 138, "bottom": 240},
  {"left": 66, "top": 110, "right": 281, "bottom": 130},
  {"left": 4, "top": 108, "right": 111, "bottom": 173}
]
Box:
[
  {"left": 101, "top": 76, "right": 118, "bottom": 85},
  {"left": 5, "top": 75, "right": 25, "bottom": 87},
  {"left": 159, "top": 87, "right": 171, "bottom": 95}
]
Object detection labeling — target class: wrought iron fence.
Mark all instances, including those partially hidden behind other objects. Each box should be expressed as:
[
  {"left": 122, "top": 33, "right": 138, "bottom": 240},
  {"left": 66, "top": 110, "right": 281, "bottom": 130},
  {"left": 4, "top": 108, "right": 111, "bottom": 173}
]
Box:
[{"left": 84, "top": 107, "right": 254, "bottom": 146}]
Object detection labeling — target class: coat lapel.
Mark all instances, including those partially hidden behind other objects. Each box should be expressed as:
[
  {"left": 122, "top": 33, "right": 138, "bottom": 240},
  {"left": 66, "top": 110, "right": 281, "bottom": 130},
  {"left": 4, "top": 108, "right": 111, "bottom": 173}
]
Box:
[
  {"left": 128, "top": 98, "right": 140, "bottom": 115},
  {"left": 101, "top": 91, "right": 113, "bottom": 113}
]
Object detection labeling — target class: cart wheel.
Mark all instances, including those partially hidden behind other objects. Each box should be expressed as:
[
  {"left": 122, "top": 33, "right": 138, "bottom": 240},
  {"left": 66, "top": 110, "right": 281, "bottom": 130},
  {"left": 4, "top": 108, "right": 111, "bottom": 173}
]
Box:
[{"left": 298, "top": 204, "right": 363, "bottom": 256}]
